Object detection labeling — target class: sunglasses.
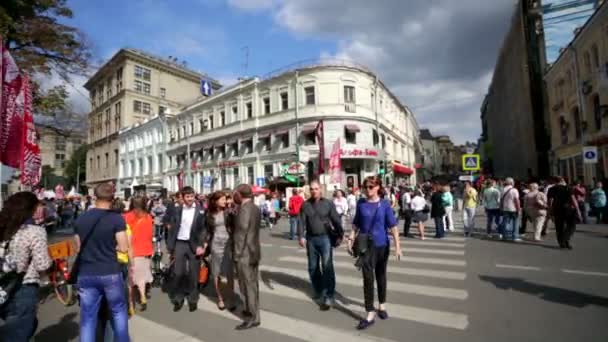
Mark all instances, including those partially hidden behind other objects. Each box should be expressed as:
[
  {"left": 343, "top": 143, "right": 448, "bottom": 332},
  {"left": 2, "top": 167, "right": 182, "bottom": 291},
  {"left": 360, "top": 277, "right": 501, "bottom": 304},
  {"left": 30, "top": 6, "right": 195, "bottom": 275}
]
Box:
[{"left": 365, "top": 185, "right": 378, "bottom": 190}]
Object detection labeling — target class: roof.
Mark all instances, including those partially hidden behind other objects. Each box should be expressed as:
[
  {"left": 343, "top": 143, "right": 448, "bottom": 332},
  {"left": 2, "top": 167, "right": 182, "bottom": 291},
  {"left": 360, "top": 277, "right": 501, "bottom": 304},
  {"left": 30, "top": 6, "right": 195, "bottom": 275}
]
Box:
[{"left": 419, "top": 129, "right": 434, "bottom": 140}]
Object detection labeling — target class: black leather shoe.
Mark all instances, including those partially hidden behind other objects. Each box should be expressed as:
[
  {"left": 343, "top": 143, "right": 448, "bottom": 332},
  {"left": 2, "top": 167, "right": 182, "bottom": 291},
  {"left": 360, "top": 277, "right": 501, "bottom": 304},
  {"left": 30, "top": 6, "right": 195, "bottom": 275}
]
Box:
[
  {"left": 235, "top": 321, "right": 260, "bottom": 330},
  {"left": 173, "top": 301, "right": 184, "bottom": 312},
  {"left": 188, "top": 302, "right": 198, "bottom": 312},
  {"left": 356, "top": 319, "right": 375, "bottom": 330},
  {"left": 319, "top": 303, "right": 331, "bottom": 311},
  {"left": 377, "top": 310, "right": 389, "bottom": 320}
]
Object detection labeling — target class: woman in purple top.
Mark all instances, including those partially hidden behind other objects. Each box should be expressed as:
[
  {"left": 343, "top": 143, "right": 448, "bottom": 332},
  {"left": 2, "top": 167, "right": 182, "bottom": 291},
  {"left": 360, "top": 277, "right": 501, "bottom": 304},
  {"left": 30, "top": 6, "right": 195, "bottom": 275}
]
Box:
[{"left": 347, "top": 176, "right": 402, "bottom": 330}]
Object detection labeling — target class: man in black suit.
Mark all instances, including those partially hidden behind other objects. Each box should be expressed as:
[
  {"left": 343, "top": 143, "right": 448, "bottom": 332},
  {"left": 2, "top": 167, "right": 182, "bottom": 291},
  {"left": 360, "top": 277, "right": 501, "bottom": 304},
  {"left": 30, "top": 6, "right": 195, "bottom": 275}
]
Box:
[
  {"left": 232, "top": 184, "right": 262, "bottom": 330},
  {"left": 166, "top": 187, "right": 206, "bottom": 312}
]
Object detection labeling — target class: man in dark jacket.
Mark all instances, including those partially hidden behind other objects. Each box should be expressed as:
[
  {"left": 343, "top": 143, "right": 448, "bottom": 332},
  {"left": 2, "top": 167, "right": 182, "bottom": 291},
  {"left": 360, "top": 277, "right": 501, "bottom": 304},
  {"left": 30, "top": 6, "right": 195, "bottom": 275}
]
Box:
[
  {"left": 166, "top": 187, "right": 206, "bottom": 312},
  {"left": 232, "top": 184, "right": 262, "bottom": 330},
  {"left": 297, "top": 180, "right": 343, "bottom": 311}
]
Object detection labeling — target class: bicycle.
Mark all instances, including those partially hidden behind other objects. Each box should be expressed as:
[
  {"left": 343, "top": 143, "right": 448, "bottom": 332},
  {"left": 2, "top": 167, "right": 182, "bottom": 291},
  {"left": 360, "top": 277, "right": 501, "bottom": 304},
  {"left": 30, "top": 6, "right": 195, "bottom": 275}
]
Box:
[{"left": 47, "top": 239, "right": 76, "bottom": 306}]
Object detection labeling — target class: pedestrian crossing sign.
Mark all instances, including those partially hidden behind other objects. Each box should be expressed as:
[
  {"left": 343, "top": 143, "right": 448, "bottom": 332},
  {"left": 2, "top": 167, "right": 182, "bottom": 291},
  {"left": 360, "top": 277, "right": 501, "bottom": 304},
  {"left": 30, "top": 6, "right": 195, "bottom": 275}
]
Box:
[{"left": 462, "top": 154, "right": 480, "bottom": 171}]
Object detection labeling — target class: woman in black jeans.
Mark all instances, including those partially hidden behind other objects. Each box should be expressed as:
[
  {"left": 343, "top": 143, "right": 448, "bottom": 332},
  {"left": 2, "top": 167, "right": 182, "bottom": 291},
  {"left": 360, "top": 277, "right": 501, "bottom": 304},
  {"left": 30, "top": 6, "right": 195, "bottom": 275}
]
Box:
[
  {"left": 0, "top": 192, "right": 52, "bottom": 341},
  {"left": 347, "top": 176, "right": 402, "bottom": 330}
]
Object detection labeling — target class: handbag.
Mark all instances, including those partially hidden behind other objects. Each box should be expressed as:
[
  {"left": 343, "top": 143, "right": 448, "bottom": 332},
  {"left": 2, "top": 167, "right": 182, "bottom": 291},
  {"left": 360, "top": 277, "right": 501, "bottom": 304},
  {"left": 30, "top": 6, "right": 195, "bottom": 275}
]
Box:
[
  {"left": 0, "top": 240, "right": 25, "bottom": 308},
  {"left": 68, "top": 212, "right": 109, "bottom": 285},
  {"left": 325, "top": 220, "right": 342, "bottom": 248},
  {"left": 198, "top": 258, "right": 209, "bottom": 285},
  {"left": 352, "top": 201, "right": 381, "bottom": 258}
]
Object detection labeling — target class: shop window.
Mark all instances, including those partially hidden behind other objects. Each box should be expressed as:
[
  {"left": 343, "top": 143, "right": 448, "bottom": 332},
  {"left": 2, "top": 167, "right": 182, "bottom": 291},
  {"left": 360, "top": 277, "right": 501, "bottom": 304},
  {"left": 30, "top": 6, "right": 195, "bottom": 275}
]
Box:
[
  {"left": 345, "top": 127, "right": 356, "bottom": 144},
  {"left": 304, "top": 132, "right": 316, "bottom": 146}
]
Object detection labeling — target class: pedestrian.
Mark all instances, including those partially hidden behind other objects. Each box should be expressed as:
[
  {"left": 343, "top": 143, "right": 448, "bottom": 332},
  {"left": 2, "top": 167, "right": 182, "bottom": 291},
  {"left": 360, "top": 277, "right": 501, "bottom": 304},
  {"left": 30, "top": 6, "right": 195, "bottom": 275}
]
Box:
[
  {"left": 409, "top": 190, "right": 428, "bottom": 239},
  {"left": 333, "top": 189, "right": 348, "bottom": 232},
  {"left": 201, "top": 191, "right": 236, "bottom": 312},
  {"left": 347, "top": 189, "right": 358, "bottom": 230},
  {"left": 430, "top": 184, "right": 447, "bottom": 238},
  {"left": 73, "top": 183, "right": 130, "bottom": 342},
  {"left": 166, "top": 186, "right": 206, "bottom": 312},
  {"left": 482, "top": 179, "right": 501, "bottom": 238},
  {"left": 287, "top": 189, "right": 304, "bottom": 240},
  {"left": 590, "top": 181, "right": 606, "bottom": 224},
  {"left": 500, "top": 177, "right": 521, "bottom": 242},
  {"left": 401, "top": 188, "right": 413, "bottom": 237},
  {"left": 523, "top": 183, "right": 548, "bottom": 242},
  {"left": 462, "top": 181, "right": 478, "bottom": 237},
  {"left": 548, "top": 177, "right": 582, "bottom": 249},
  {"left": 441, "top": 185, "right": 454, "bottom": 232},
  {"left": 541, "top": 177, "right": 556, "bottom": 236},
  {"left": 298, "top": 180, "right": 343, "bottom": 311},
  {"left": 260, "top": 194, "right": 272, "bottom": 230},
  {"left": 271, "top": 193, "right": 281, "bottom": 225},
  {"left": 573, "top": 180, "right": 588, "bottom": 224},
  {"left": 124, "top": 196, "right": 154, "bottom": 312},
  {"left": 346, "top": 176, "right": 402, "bottom": 330},
  {"left": 518, "top": 182, "right": 529, "bottom": 236},
  {"left": 0, "top": 192, "right": 52, "bottom": 342},
  {"left": 232, "top": 184, "right": 262, "bottom": 330}
]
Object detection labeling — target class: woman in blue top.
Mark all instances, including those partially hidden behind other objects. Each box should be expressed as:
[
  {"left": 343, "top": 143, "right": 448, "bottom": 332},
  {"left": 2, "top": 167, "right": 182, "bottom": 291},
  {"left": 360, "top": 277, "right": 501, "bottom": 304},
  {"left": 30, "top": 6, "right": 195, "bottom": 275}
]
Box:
[{"left": 347, "top": 176, "right": 402, "bottom": 330}]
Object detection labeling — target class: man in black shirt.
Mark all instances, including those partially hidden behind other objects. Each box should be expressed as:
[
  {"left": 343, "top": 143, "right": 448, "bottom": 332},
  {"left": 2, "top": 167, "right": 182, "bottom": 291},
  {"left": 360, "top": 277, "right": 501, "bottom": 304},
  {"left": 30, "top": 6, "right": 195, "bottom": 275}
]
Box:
[
  {"left": 548, "top": 177, "right": 582, "bottom": 249},
  {"left": 298, "top": 180, "right": 343, "bottom": 311}
]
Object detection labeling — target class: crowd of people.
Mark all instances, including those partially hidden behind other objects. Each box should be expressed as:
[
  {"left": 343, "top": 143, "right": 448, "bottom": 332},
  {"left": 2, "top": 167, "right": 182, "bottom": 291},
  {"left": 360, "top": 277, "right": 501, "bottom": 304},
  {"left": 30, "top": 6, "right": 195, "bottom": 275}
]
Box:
[{"left": 0, "top": 173, "right": 605, "bottom": 340}]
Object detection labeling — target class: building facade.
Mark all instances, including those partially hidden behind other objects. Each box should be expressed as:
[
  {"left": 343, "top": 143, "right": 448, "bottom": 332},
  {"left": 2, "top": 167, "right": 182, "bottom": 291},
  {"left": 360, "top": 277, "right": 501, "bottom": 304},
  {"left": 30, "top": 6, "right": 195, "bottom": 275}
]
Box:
[
  {"left": 164, "top": 61, "right": 420, "bottom": 194},
  {"left": 37, "top": 123, "right": 85, "bottom": 177},
  {"left": 545, "top": 2, "right": 607, "bottom": 184},
  {"left": 419, "top": 129, "right": 441, "bottom": 180},
  {"left": 436, "top": 136, "right": 462, "bottom": 175},
  {"left": 84, "top": 48, "right": 220, "bottom": 186}
]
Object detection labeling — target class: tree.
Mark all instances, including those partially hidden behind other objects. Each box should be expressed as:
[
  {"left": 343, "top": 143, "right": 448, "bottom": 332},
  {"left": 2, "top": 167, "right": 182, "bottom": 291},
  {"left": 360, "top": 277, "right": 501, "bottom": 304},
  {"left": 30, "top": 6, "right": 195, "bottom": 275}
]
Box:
[
  {"left": 40, "top": 165, "right": 63, "bottom": 188},
  {"left": 64, "top": 144, "right": 86, "bottom": 191},
  {"left": 0, "top": 0, "right": 92, "bottom": 115}
]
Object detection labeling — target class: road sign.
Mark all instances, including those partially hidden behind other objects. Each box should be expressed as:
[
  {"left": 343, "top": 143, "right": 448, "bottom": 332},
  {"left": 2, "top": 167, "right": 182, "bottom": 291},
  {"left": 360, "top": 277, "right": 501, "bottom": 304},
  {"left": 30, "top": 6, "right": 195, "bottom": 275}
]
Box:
[
  {"left": 462, "top": 154, "right": 480, "bottom": 171},
  {"left": 200, "top": 79, "right": 212, "bottom": 96},
  {"left": 459, "top": 175, "right": 475, "bottom": 182},
  {"left": 583, "top": 146, "right": 598, "bottom": 164},
  {"left": 202, "top": 176, "right": 213, "bottom": 188}
]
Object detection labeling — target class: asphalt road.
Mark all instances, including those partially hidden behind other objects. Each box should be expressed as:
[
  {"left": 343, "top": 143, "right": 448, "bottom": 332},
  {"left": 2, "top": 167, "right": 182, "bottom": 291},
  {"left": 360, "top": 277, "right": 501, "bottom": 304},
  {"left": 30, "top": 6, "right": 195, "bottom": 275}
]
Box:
[{"left": 33, "top": 211, "right": 608, "bottom": 342}]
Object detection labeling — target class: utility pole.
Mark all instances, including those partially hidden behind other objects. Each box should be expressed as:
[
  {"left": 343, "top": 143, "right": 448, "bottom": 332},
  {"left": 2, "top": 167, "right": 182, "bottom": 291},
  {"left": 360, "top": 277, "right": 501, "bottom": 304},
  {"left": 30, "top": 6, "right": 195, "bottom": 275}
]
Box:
[
  {"left": 76, "top": 161, "right": 80, "bottom": 193},
  {"left": 294, "top": 71, "right": 300, "bottom": 188}
]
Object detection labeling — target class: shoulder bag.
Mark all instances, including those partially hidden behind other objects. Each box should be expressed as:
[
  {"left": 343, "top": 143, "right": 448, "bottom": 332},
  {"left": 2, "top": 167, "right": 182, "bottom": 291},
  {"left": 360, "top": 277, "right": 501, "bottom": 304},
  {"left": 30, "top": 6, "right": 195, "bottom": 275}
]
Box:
[
  {"left": 68, "top": 212, "right": 109, "bottom": 285},
  {"left": 352, "top": 201, "right": 381, "bottom": 258}
]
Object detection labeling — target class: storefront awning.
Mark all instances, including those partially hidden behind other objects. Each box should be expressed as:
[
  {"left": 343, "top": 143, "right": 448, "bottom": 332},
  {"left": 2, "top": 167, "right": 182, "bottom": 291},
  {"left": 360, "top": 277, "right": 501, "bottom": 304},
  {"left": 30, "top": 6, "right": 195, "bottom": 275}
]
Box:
[
  {"left": 393, "top": 162, "right": 414, "bottom": 175},
  {"left": 345, "top": 124, "right": 360, "bottom": 133},
  {"left": 302, "top": 124, "right": 316, "bottom": 134}
]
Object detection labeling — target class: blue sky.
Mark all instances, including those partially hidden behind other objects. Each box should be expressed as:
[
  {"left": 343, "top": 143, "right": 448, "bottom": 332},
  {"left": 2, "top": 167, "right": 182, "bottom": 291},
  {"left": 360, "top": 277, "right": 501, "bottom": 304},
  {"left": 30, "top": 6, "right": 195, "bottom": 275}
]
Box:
[{"left": 543, "top": 0, "right": 597, "bottom": 63}]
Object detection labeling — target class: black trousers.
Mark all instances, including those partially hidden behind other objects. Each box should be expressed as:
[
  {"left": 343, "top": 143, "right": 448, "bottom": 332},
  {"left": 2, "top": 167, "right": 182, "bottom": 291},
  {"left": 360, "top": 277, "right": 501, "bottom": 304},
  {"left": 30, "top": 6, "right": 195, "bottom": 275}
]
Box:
[
  {"left": 554, "top": 214, "right": 576, "bottom": 247},
  {"left": 402, "top": 210, "right": 412, "bottom": 236},
  {"left": 172, "top": 241, "right": 201, "bottom": 304},
  {"left": 234, "top": 261, "right": 260, "bottom": 324},
  {"left": 362, "top": 245, "right": 389, "bottom": 312}
]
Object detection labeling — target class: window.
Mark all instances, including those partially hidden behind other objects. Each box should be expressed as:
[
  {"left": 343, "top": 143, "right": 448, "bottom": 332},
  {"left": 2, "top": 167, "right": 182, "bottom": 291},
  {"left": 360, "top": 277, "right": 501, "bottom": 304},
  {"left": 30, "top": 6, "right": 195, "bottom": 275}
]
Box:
[
  {"left": 114, "top": 149, "right": 119, "bottom": 166},
  {"left": 345, "top": 127, "right": 356, "bottom": 144},
  {"left": 55, "top": 136, "right": 66, "bottom": 151},
  {"left": 138, "top": 158, "right": 143, "bottom": 175},
  {"left": 159, "top": 106, "right": 166, "bottom": 115},
  {"left": 104, "top": 153, "right": 109, "bottom": 168},
  {"left": 304, "top": 132, "right": 316, "bottom": 146},
  {"left": 189, "top": 122, "right": 194, "bottom": 135},
  {"left": 115, "top": 102, "right": 121, "bottom": 116},
  {"left": 263, "top": 98, "right": 270, "bottom": 115},
  {"left": 114, "top": 114, "right": 121, "bottom": 132},
  {"left": 143, "top": 82, "right": 151, "bottom": 95},
  {"left": 115, "top": 67, "right": 123, "bottom": 92},
  {"left": 233, "top": 167, "right": 239, "bottom": 185},
  {"left": 91, "top": 90, "right": 96, "bottom": 108},
  {"left": 243, "top": 139, "right": 253, "bottom": 154},
  {"left": 584, "top": 51, "right": 592, "bottom": 74},
  {"left": 182, "top": 126, "right": 186, "bottom": 138},
  {"left": 280, "top": 92, "right": 288, "bottom": 110},
  {"left": 199, "top": 119, "right": 204, "bottom": 132},
  {"left": 232, "top": 105, "right": 239, "bottom": 121},
  {"left": 247, "top": 166, "right": 254, "bottom": 185},
  {"left": 573, "top": 107, "right": 581, "bottom": 140},
  {"left": 217, "top": 145, "right": 226, "bottom": 159},
  {"left": 89, "top": 158, "right": 93, "bottom": 170},
  {"left": 592, "top": 44, "right": 600, "bottom": 69},
  {"left": 220, "top": 111, "right": 225, "bottom": 126},
  {"left": 260, "top": 137, "right": 271, "bottom": 151},
  {"left": 147, "top": 156, "right": 153, "bottom": 173},
  {"left": 134, "top": 80, "right": 143, "bottom": 92},
  {"left": 142, "top": 102, "right": 151, "bottom": 115},
  {"left": 372, "top": 129, "right": 379, "bottom": 146},
  {"left": 280, "top": 133, "right": 289, "bottom": 149},
  {"left": 344, "top": 86, "right": 356, "bottom": 103},
  {"left": 134, "top": 100, "right": 142, "bottom": 113},
  {"left": 160, "top": 87, "right": 166, "bottom": 98},
  {"left": 381, "top": 134, "right": 386, "bottom": 149},
  {"left": 158, "top": 154, "right": 163, "bottom": 172},
  {"left": 209, "top": 115, "right": 214, "bottom": 129},
  {"left": 134, "top": 65, "right": 151, "bottom": 80},
  {"left": 593, "top": 95, "right": 602, "bottom": 131},
  {"left": 264, "top": 164, "right": 273, "bottom": 179},
  {"left": 99, "top": 86, "right": 104, "bottom": 104},
  {"left": 105, "top": 109, "right": 111, "bottom": 135},
  {"left": 246, "top": 102, "right": 253, "bottom": 119},
  {"left": 106, "top": 80, "right": 112, "bottom": 99},
  {"left": 232, "top": 142, "right": 239, "bottom": 157},
  {"left": 305, "top": 86, "right": 315, "bottom": 105}
]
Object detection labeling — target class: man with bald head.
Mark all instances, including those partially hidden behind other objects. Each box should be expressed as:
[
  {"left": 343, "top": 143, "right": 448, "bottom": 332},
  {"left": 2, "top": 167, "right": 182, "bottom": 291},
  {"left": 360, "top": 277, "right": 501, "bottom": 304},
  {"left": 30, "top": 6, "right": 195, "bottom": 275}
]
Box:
[{"left": 232, "top": 184, "right": 262, "bottom": 330}]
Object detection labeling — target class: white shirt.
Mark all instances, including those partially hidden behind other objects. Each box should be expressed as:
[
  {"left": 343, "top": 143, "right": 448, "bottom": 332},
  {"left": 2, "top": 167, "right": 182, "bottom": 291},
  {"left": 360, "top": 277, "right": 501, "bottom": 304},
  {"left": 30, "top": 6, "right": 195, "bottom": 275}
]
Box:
[
  {"left": 501, "top": 185, "right": 520, "bottom": 212},
  {"left": 334, "top": 197, "right": 348, "bottom": 215},
  {"left": 177, "top": 205, "right": 196, "bottom": 241},
  {"left": 347, "top": 194, "right": 357, "bottom": 209},
  {"left": 410, "top": 196, "right": 427, "bottom": 211}
]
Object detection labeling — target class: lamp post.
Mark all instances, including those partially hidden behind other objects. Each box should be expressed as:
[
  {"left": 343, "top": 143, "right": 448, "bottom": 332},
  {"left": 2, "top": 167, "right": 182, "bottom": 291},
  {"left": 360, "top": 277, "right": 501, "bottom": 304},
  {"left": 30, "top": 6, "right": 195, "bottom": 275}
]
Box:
[{"left": 294, "top": 70, "right": 300, "bottom": 188}]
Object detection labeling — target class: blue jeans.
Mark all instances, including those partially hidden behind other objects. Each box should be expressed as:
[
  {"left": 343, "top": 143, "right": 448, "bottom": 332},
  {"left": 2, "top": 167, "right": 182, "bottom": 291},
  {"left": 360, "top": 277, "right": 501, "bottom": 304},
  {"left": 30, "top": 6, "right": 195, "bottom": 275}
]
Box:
[
  {"left": 289, "top": 216, "right": 298, "bottom": 240},
  {"left": 433, "top": 217, "right": 445, "bottom": 238},
  {"left": 78, "top": 273, "right": 129, "bottom": 342},
  {"left": 0, "top": 284, "right": 39, "bottom": 342},
  {"left": 501, "top": 212, "right": 519, "bottom": 240},
  {"left": 306, "top": 234, "right": 335, "bottom": 301},
  {"left": 486, "top": 208, "right": 501, "bottom": 234}
]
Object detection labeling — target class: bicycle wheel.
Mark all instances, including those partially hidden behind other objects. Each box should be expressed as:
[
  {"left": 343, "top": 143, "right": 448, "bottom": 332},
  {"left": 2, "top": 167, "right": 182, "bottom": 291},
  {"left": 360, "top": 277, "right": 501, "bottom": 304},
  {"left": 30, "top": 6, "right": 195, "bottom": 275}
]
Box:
[{"left": 53, "top": 268, "right": 74, "bottom": 306}]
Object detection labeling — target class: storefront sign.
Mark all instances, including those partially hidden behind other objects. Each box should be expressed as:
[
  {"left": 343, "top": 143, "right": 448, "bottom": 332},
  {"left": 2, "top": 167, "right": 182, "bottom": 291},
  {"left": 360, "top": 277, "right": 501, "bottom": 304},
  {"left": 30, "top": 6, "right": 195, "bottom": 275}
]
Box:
[
  {"left": 281, "top": 162, "right": 306, "bottom": 175},
  {"left": 329, "top": 139, "right": 342, "bottom": 183},
  {"left": 218, "top": 161, "right": 238, "bottom": 169},
  {"left": 202, "top": 176, "right": 213, "bottom": 189},
  {"left": 338, "top": 147, "right": 379, "bottom": 158}
]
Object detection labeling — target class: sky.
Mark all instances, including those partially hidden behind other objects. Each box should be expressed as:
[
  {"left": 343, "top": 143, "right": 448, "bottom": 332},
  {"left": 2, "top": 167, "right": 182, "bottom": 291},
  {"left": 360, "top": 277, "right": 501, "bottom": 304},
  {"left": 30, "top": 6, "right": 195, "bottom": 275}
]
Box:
[
  {"left": 56, "top": 0, "right": 590, "bottom": 146},
  {"left": 543, "top": 0, "right": 597, "bottom": 63}
]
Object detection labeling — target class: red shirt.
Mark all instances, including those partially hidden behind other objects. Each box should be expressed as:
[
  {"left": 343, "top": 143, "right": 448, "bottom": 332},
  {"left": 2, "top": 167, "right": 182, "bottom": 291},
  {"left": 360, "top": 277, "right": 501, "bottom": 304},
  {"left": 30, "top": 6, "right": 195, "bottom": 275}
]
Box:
[
  {"left": 288, "top": 195, "right": 304, "bottom": 216},
  {"left": 123, "top": 211, "right": 154, "bottom": 257}
]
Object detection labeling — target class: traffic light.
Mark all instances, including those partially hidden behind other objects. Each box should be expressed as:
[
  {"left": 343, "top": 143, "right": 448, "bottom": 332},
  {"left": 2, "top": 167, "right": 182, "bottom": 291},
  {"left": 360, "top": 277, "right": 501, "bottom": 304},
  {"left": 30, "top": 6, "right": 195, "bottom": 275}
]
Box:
[{"left": 379, "top": 161, "right": 385, "bottom": 175}]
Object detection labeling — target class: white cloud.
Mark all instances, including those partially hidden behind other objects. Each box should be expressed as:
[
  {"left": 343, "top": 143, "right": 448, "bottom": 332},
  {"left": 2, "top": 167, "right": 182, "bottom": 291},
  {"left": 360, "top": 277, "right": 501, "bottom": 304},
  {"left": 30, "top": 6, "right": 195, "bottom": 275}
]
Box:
[{"left": 36, "top": 71, "right": 91, "bottom": 115}]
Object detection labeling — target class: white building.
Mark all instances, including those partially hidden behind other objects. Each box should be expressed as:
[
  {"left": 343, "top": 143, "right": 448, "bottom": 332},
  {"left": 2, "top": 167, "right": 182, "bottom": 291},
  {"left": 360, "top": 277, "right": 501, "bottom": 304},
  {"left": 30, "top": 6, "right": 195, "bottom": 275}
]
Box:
[{"left": 164, "top": 61, "right": 421, "bottom": 194}]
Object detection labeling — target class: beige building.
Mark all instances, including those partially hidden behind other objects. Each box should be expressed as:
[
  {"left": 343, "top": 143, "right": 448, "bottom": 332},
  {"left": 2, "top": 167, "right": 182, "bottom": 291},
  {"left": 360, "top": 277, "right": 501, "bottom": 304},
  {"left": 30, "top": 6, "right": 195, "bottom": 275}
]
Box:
[
  {"left": 545, "top": 2, "right": 608, "bottom": 184},
  {"left": 37, "top": 123, "right": 85, "bottom": 176},
  {"left": 84, "top": 48, "right": 220, "bottom": 186},
  {"left": 436, "top": 136, "right": 462, "bottom": 175}
]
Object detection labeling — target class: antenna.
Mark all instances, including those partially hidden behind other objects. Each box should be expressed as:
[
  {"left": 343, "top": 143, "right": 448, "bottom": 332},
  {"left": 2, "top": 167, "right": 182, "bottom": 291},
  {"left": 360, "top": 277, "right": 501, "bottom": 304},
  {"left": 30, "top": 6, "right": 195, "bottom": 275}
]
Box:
[{"left": 241, "top": 46, "right": 249, "bottom": 76}]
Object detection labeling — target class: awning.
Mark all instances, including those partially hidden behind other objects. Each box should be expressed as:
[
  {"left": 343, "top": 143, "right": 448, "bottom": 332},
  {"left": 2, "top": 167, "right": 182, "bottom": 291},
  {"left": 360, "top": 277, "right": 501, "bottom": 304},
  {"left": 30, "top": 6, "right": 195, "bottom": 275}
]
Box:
[
  {"left": 258, "top": 132, "right": 271, "bottom": 139},
  {"left": 275, "top": 129, "right": 290, "bottom": 136},
  {"left": 392, "top": 162, "right": 414, "bottom": 175},
  {"left": 345, "top": 124, "right": 360, "bottom": 133},
  {"left": 302, "top": 124, "right": 316, "bottom": 134}
]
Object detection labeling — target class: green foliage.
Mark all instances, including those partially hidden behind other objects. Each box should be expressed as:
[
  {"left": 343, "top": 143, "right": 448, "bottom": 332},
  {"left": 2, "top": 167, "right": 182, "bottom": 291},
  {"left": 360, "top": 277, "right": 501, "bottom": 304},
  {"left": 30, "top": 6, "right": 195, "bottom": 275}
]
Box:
[{"left": 63, "top": 144, "right": 86, "bottom": 188}]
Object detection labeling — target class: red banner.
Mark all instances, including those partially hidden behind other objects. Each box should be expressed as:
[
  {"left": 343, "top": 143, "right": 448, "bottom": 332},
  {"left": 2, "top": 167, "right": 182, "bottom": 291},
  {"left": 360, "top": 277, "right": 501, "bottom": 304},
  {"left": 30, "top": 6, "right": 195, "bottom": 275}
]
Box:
[
  {"left": 177, "top": 170, "right": 184, "bottom": 190},
  {"left": 0, "top": 36, "right": 25, "bottom": 168},
  {"left": 20, "top": 76, "right": 41, "bottom": 186},
  {"left": 316, "top": 120, "right": 324, "bottom": 174},
  {"left": 329, "top": 138, "right": 341, "bottom": 183}
]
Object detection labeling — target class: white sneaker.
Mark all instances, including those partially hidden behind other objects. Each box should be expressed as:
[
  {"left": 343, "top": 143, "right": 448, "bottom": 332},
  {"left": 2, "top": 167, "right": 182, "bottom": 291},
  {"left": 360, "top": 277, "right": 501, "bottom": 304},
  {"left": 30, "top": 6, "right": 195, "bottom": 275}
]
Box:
[{"left": 514, "top": 238, "right": 523, "bottom": 242}]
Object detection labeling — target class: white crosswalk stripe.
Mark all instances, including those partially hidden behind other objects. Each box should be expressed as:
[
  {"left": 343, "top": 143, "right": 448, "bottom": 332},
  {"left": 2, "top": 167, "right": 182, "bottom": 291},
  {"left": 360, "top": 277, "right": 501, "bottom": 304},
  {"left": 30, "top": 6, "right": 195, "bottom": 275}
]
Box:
[{"left": 278, "top": 256, "right": 467, "bottom": 280}]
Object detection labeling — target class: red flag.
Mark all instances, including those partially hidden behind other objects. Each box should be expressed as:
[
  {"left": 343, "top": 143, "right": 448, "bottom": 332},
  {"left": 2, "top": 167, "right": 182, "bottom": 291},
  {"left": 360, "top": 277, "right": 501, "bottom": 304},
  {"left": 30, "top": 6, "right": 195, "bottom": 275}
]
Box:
[
  {"left": 19, "top": 76, "right": 40, "bottom": 186},
  {"left": 316, "top": 120, "right": 325, "bottom": 174},
  {"left": 178, "top": 170, "right": 184, "bottom": 190},
  {"left": 0, "top": 37, "right": 25, "bottom": 168},
  {"left": 329, "top": 138, "right": 341, "bottom": 183}
]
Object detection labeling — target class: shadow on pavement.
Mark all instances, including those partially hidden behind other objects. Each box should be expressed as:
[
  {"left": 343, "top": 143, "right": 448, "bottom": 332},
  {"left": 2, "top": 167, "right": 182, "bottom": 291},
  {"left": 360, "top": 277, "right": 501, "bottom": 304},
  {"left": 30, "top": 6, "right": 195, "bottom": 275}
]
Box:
[
  {"left": 475, "top": 236, "right": 563, "bottom": 250},
  {"left": 260, "top": 270, "right": 362, "bottom": 321},
  {"left": 479, "top": 275, "right": 608, "bottom": 308},
  {"left": 35, "top": 312, "right": 79, "bottom": 342}
]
